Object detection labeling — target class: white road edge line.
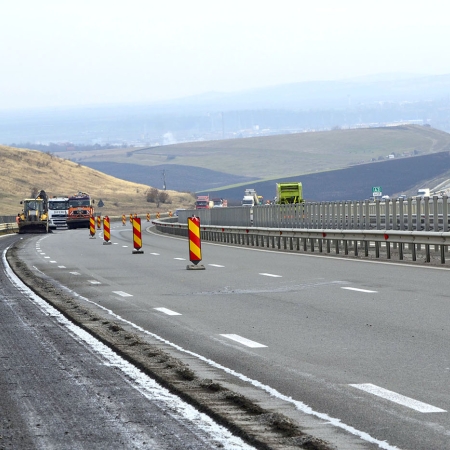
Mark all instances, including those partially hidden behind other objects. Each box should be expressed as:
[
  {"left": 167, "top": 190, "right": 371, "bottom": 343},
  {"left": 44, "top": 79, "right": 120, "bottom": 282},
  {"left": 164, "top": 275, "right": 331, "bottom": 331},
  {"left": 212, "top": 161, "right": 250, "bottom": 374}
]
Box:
[
  {"left": 259, "top": 273, "right": 282, "bottom": 278},
  {"left": 154, "top": 307, "right": 181, "bottom": 316},
  {"left": 341, "top": 287, "right": 377, "bottom": 293},
  {"left": 350, "top": 383, "right": 446, "bottom": 413},
  {"left": 220, "top": 334, "right": 267, "bottom": 348}
]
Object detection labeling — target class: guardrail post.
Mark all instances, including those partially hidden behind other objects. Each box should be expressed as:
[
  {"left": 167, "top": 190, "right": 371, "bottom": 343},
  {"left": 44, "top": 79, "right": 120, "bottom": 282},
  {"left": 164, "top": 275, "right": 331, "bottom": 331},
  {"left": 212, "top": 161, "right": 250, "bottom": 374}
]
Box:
[
  {"left": 375, "top": 200, "right": 381, "bottom": 230},
  {"left": 443, "top": 196, "right": 449, "bottom": 232}
]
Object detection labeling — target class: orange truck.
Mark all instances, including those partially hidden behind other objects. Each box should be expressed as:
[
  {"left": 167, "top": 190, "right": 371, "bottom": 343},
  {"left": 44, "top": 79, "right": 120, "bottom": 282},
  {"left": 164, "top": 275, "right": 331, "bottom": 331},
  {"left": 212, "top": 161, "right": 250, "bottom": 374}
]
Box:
[{"left": 66, "top": 192, "right": 94, "bottom": 229}]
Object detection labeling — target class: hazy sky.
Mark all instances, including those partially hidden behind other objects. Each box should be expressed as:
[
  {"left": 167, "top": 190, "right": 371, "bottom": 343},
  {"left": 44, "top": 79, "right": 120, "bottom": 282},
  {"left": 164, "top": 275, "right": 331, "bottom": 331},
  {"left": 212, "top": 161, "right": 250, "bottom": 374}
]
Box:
[{"left": 1, "top": 0, "right": 449, "bottom": 110}]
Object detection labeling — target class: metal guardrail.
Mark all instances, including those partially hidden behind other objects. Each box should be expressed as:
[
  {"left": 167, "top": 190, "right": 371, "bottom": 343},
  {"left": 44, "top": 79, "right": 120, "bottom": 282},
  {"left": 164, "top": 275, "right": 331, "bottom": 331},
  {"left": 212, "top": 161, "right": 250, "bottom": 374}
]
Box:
[
  {"left": 152, "top": 219, "right": 450, "bottom": 265},
  {"left": 178, "top": 196, "right": 450, "bottom": 232},
  {"left": 0, "top": 223, "right": 18, "bottom": 234}
]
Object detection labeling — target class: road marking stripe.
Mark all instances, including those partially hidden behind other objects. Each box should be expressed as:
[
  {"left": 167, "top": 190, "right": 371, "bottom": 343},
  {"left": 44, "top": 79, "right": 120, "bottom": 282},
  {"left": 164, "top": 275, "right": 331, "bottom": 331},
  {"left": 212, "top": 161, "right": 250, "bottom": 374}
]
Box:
[
  {"left": 174, "top": 257, "right": 186, "bottom": 260},
  {"left": 58, "top": 265, "right": 66, "bottom": 268},
  {"left": 220, "top": 334, "right": 267, "bottom": 348},
  {"left": 113, "top": 243, "right": 118, "bottom": 245},
  {"left": 150, "top": 252, "right": 160, "bottom": 255},
  {"left": 342, "top": 287, "right": 377, "bottom": 293},
  {"left": 209, "top": 264, "right": 225, "bottom": 267},
  {"left": 259, "top": 273, "right": 282, "bottom": 278},
  {"left": 112, "top": 291, "right": 133, "bottom": 297},
  {"left": 44, "top": 256, "right": 50, "bottom": 259},
  {"left": 154, "top": 307, "right": 181, "bottom": 316},
  {"left": 69, "top": 271, "right": 80, "bottom": 275},
  {"left": 122, "top": 245, "right": 128, "bottom": 248},
  {"left": 50, "top": 261, "right": 57, "bottom": 263},
  {"left": 88, "top": 280, "right": 101, "bottom": 285},
  {"left": 350, "top": 384, "right": 446, "bottom": 413}
]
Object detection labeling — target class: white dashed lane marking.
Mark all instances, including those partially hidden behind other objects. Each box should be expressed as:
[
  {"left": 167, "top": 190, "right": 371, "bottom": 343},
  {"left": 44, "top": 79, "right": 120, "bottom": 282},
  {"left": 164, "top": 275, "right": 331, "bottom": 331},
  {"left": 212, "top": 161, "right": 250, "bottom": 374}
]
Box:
[
  {"left": 342, "top": 287, "right": 377, "bottom": 293},
  {"left": 150, "top": 253, "right": 160, "bottom": 256},
  {"left": 350, "top": 384, "right": 446, "bottom": 413},
  {"left": 88, "top": 280, "right": 101, "bottom": 285},
  {"left": 112, "top": 291, "right": 133, "bottom": 297},
  {"left": 58, "top": 266, "right": 66, "bottom": 268},
  {"left": 69, "top": 272, "right": 80, "bottom": 275},
  {"left": 220, "top": 334, "right": 267, "bottom": 348},
  {"left": 209, "top": 264, "right": 225, "bottom": 268},
  {"left": 174, "top": 257, "right": 186, "bottom": 261},
  {"left": 259, "top": 273, "right": 282, "bottom": 278},
  {"left": 154, "top": 307, "right": 181, "bottom": 316}
]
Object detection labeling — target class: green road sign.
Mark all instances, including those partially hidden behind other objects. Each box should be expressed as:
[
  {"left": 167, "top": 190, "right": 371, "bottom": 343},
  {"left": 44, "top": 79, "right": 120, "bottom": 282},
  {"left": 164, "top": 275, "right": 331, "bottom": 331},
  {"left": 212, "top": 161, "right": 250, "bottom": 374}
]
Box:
[{"left": 372, "top": 186, "right": 382, "bottom": 193}]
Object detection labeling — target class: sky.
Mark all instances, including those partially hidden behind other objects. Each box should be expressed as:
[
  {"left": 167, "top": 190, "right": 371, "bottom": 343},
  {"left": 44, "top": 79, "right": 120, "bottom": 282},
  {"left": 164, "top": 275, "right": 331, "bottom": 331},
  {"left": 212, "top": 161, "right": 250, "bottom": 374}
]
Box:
[{"left": 1, "top": 0, "right": 450, "bottom": 110}]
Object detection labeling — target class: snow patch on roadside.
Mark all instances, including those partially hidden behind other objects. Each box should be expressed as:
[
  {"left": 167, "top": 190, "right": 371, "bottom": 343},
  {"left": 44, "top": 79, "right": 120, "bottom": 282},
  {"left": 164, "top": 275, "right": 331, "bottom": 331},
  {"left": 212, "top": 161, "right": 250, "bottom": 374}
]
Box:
[{"left": 2, "top": 247, "right": 254, "bottom": 450}]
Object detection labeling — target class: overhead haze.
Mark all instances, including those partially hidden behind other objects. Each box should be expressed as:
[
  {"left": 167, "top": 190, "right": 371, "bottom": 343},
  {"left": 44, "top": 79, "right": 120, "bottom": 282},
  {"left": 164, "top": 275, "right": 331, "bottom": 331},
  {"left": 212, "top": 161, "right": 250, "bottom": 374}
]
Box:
[{"left": 2, "top": 0, "right": 450, "bottom": 110}]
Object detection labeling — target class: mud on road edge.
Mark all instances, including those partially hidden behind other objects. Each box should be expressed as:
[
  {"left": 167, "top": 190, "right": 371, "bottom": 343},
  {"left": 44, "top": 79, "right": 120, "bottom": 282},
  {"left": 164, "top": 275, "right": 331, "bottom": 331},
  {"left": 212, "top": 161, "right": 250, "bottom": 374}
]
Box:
[{"left": 7, "top": 241, "right": 336, "bottom": 450}]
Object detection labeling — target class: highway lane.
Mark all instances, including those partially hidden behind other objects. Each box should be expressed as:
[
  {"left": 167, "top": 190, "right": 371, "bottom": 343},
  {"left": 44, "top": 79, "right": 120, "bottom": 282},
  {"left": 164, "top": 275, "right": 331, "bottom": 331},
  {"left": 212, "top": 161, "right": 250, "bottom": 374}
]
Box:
[
  {"left": 14, "top": 222, "right": 450, "bottom": 449},
  {"left": 0, "top": 233, "right": 254, "bottom": 450}
]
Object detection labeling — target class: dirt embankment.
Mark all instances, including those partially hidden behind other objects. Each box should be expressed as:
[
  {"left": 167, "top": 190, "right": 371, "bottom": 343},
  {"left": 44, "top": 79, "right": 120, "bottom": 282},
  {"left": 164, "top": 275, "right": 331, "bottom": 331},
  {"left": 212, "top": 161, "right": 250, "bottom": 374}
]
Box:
[{"left": 6, "top": 241, "right": 334, "bottom": 450}]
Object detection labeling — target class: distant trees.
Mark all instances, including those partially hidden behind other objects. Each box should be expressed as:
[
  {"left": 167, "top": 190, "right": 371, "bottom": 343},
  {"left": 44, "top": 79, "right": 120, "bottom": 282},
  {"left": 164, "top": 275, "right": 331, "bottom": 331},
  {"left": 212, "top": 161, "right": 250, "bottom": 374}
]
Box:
[{"left": 146, "top": 188, "right": 171, "bottom": 206}]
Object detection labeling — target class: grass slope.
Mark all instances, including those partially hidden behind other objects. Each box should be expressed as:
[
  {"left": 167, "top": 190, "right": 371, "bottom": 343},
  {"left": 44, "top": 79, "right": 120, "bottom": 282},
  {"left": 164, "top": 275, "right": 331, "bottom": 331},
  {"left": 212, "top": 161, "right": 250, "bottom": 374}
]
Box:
[
  {"left": 0, "top": 145, "right": 195, "bottom": 216},
  {"left": 56, "top": 126, "right": 450, "bottom": 194}
]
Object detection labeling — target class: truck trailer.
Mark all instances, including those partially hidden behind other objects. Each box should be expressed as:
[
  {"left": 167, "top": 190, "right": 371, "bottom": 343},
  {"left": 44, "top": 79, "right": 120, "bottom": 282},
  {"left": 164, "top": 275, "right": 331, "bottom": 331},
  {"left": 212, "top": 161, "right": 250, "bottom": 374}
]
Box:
[{"left": 275, "top": 182, "right": 303, "bottom": 204}]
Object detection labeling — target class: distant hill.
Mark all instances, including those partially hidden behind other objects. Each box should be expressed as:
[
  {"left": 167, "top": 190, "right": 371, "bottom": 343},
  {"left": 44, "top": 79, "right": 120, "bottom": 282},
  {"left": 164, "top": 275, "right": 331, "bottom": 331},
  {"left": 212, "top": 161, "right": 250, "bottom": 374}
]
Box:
[
  {"left": 66, "top": 125, "right": 450, "bottom": 195},
  {"left": 0, "top": 145, "right": 194, "bottom": 216},
  {"left": 198, "top": 151, "right": 450, "bottom": 202}
]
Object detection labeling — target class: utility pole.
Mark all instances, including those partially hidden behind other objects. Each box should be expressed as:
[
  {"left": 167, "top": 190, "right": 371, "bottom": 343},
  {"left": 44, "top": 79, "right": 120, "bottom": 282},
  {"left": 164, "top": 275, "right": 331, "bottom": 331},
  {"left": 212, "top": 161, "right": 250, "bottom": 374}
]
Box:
[{"left": 162, "top": 169, "right": 167, "bottom": 190}]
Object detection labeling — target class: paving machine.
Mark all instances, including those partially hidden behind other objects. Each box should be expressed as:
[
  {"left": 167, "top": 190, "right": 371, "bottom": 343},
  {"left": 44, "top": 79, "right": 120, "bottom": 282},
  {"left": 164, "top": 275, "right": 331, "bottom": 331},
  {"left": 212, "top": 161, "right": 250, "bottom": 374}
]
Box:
[{"left": 18, "top": 190, "right": 50, "bottom": 234}]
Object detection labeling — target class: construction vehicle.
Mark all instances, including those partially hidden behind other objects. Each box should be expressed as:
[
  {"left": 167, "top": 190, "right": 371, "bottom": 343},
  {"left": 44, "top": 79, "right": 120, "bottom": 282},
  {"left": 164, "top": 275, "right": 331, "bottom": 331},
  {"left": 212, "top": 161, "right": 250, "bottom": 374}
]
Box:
[
  {"left": 195, "top": 195, "right": 213, "bottom": 209},
  {"left": 48, "top": 196, "right": 69, "bottom": 229},
  {"left": 18, "top": 190, "right": 49, "bottom": 234},
  {"left": 242, "top": 188, "right": 259, "bottom": 207},
  {"left": 275, "top": 182, "right": 303, "bottom": 204},
  {"left": 67, "top": 192, "right": 94, "bottom": 229}
]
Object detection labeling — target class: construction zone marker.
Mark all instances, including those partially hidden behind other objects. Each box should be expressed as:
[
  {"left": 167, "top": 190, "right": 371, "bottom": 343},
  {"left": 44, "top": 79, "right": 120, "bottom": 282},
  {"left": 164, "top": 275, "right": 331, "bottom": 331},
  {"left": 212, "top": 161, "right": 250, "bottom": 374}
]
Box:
[
  {"left": 103, "top": 216, "right": 112, "bottom": 245},
  {"left": 96, "top": 215, "right": 101, "bottom": 229},
  {"left": 187, "top": 216, "right": 205, "bottom": 270},
  {"left": 132, "top": 217, "right": 144, "bottom": 254},
  {"left": 146, "top": 213, "right": 150, "bottom": 222},
  {"left": 122, "top": 214, "right": 126, "bottom": 226},
  {"left": 89, "top": 216, "right": 96, "bottom": 239}
]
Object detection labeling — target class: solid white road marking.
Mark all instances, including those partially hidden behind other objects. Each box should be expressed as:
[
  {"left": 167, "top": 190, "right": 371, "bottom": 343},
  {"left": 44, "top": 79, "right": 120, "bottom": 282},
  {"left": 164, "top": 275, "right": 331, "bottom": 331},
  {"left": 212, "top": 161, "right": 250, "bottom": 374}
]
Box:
[
  {"left": 88, "top": 280, "right": 101, "bottom": 285},
  {"left": 342, "top": 287, "right": 377, "bottom": 293},
  {"left": 220, "top": 334, "right": 267, "bottom": 348},
  {"left": 154, "top": 307, "right": 181, "bottom": 316},
  {"left": 350, "top": 384, "right": 446, "bottom": 413},
  {"left": 259, "top": 273, "right": 282, "bottom": 278},
  {"left": 112, "top": 291, "right": 133, "bottom": 297},
  {"left": 69, "top": 272, "right": 80, "bottom": 275},
  {"left": 209, "top": 264, "right": 224, "bottom": 268},
  {"left": 174, "top": 257, "right": 186, "bottom": 260},
  {"left": 58, "top": 266, "right": 66, "bottom": 268}
]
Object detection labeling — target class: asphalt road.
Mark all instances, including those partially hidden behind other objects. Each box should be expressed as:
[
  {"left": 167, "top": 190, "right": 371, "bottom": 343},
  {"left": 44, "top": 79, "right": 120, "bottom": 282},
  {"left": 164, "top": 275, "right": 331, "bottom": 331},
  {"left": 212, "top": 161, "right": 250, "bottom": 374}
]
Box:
[
  {"left": 0, "top": 233, "right": 254, "bottom": 450},
  {"left": 8, "top": 222, "right": 450, "bottom": 449}
]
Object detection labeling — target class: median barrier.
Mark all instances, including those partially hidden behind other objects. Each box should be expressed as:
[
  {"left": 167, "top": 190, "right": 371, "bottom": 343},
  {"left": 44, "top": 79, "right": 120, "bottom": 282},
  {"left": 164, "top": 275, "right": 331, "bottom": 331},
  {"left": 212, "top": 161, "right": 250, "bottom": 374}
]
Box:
[{"left": 152, "top": 217, "right": 450, "bottom": 265}]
